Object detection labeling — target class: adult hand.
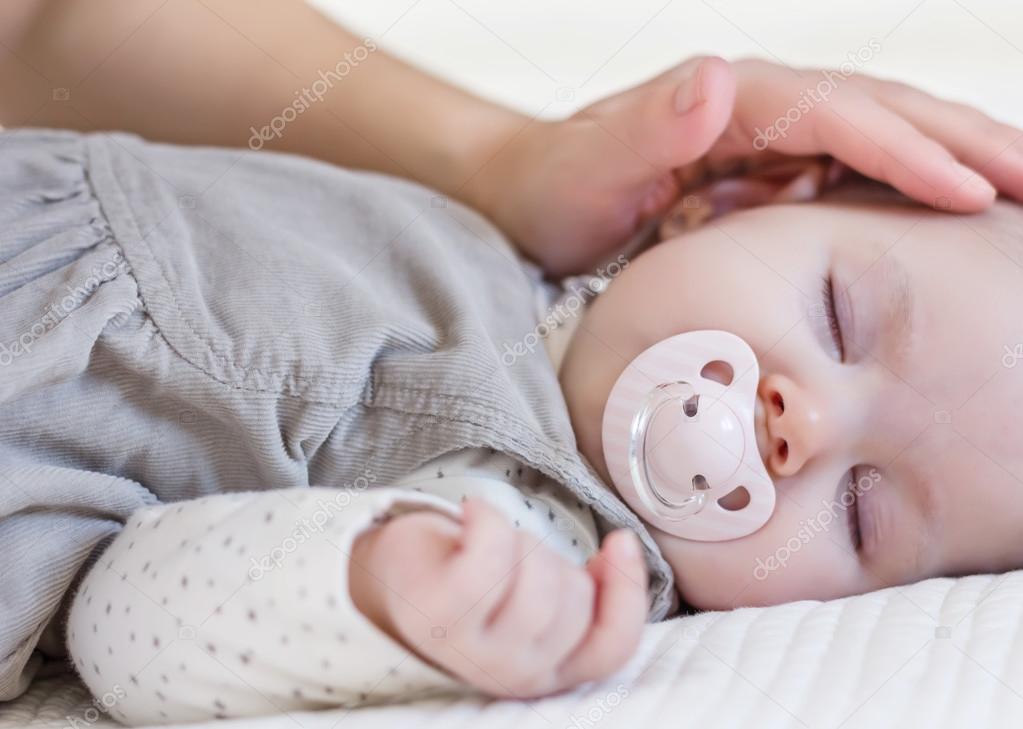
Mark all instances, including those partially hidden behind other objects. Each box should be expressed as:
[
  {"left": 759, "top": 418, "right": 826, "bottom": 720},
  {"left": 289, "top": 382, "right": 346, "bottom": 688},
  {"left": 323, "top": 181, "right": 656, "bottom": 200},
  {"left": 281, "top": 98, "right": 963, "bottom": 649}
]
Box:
[{"left": 474, "top": 57, "right": 1023, "bottom": 275}]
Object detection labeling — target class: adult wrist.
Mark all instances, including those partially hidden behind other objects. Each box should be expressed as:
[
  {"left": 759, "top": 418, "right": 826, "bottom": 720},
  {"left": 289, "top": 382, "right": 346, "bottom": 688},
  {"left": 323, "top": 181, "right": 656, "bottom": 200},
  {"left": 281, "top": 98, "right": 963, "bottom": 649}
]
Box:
[{"left": 447, "top": 105, "right": 537, "bottom": 224}]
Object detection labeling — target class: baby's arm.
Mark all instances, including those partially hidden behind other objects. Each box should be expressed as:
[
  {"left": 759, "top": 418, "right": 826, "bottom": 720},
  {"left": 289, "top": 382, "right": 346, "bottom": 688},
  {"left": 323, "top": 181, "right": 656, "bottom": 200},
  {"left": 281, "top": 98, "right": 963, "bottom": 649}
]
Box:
[
  {"left": 67, "top": 487, "right": 470, "bottom": 724},
  {"left": 68, "top": 488, "right": 647, "bottom": 724}
]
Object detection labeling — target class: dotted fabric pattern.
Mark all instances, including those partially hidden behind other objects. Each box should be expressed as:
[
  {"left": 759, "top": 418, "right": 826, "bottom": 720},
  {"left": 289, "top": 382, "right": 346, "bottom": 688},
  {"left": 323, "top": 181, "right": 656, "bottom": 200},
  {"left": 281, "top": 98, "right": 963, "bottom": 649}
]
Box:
[
  {"left": 66, "top": 487, "right": 468, "bottom": 724},
  {"left": 66, "top": 448, "right": 602, "bottom": 724},
  {"left": 390, "top": 447, "right": 601, "bottom": 563}
]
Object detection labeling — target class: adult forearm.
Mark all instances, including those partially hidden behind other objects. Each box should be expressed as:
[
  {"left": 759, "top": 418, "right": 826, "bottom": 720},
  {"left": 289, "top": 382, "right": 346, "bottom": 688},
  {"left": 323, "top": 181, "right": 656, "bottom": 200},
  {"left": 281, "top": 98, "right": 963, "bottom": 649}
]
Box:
[{"left": 2, "top": 0, "right": 524, "bottom": 209}]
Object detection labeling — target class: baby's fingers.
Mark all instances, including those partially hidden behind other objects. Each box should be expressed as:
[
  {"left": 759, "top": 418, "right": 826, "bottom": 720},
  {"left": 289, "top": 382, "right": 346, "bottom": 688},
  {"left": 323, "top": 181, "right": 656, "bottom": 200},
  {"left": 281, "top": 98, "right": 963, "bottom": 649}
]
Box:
[
  {"left": 447, "top": 498, "right": 520, "bottom": 624},
  {"left": 556, "top": 530, "right": 648, "bottom": 688},
  {"left": 812, "top": 96, "right": 996, "bottom": 212}
]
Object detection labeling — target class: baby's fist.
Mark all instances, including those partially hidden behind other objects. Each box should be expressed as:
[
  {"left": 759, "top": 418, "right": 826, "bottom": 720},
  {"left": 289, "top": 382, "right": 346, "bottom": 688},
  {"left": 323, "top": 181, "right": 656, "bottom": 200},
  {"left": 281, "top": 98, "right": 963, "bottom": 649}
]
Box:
[{"left": 349, "top": 498, "right": 648, "bottom": 698}]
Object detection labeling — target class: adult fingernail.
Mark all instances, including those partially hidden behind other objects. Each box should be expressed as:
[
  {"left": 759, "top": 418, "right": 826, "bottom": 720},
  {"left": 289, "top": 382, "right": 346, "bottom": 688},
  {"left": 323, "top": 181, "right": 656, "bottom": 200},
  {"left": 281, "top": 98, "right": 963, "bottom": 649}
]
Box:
[
  {"left": 952, "top": 161, "right": 996, "bottom": 199},
  {"left": 674, "top": 60, "right": 706, "bottom": 115},
  {"left": 966, "top": 174, "right": 997, "bottom": 200}
]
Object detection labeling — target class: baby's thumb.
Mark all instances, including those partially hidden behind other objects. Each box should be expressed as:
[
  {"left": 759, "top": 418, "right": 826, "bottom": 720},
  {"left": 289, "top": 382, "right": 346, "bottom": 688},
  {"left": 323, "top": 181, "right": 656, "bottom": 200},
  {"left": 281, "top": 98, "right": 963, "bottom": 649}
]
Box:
[{"left": 555, "top": 530, "right": 648, "bottom": 688}]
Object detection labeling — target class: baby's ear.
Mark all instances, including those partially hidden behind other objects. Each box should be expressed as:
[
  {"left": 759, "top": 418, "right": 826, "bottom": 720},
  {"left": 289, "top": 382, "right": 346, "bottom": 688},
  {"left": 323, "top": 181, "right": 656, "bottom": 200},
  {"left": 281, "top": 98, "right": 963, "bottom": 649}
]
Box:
[{"left": 658, "top": 157, "right": 847, "bottom": 239}]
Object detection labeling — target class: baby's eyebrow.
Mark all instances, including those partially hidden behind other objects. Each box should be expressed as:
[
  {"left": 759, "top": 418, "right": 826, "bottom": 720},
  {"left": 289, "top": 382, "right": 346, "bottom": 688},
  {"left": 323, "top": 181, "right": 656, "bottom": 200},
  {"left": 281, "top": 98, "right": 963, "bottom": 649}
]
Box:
[{"left": 878, "top": 255, "right": 915, "bottom": 358}]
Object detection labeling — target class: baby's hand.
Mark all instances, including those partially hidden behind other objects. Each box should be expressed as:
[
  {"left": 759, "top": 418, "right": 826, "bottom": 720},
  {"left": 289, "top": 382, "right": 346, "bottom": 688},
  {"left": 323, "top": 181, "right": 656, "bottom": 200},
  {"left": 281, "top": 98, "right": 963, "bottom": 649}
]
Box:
[{"left": 349, "top": 498, "right": 648, "bottom": 698}]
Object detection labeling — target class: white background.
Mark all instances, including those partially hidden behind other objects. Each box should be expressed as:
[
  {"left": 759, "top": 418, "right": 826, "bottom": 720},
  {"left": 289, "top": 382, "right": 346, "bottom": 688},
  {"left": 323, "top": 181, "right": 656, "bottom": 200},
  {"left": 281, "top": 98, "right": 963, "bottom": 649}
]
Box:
[{"left": 310, "top": 0, "right": 1023, "bottom": 124}]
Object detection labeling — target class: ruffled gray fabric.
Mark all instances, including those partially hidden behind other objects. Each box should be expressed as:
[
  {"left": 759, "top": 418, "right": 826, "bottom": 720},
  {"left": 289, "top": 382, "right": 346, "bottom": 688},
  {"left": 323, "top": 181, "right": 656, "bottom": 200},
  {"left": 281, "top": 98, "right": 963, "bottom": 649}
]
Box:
[{"left": 0, "top": 131, "right": 156, "bottom": 701}]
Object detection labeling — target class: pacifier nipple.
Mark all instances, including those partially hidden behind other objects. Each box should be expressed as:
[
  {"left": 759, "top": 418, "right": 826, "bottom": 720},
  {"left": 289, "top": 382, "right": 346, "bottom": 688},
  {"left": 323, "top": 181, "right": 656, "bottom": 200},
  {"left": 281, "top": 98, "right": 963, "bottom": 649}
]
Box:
[{"left": 602, "top": 330, "right": 776, "bottom": 541}]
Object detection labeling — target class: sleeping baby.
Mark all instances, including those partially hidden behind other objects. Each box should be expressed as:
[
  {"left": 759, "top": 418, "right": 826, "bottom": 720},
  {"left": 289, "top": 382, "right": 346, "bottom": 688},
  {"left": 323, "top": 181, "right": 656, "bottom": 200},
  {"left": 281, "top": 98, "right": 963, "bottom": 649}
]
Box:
[{"left": 2, "top": 126, "right": 1023, "bottom": 724}]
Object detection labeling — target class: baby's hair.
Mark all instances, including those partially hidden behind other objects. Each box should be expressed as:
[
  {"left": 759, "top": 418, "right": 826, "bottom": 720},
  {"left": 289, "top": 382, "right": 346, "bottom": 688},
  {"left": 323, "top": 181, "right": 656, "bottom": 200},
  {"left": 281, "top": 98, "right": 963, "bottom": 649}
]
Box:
[{"left": 656, "top": 175, "right": 1022, "bottom": 270}]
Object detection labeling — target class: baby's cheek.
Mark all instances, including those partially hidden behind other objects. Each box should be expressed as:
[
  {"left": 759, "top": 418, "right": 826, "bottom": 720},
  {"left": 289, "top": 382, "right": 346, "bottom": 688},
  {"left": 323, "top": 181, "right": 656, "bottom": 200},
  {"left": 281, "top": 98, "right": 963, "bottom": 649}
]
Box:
[
  {"left": 658, "top": 536, "right": 775, "bottom": 610},
  {"left": 655, "top": 525, "right": 863, "bottom": 610}
]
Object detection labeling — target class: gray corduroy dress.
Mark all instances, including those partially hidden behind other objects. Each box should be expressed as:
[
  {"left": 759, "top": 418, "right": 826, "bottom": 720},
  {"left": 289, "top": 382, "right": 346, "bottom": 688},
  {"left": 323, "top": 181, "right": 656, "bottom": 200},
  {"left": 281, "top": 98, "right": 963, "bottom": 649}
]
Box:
[{"left": 0, "top": 129, "right": 674, "bottom": 701}]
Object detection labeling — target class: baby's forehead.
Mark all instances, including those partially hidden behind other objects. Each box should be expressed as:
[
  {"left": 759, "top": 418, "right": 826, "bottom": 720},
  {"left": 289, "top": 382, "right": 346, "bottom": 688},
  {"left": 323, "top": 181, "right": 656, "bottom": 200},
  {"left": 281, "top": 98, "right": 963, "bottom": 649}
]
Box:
[
  {"left": 862, "top": 201, "right": 1023, "bottom": 463},
  {"left": 793, "top": 196, "right": 1023, "bottom": 279},
  {"left": 952, "top": 199, "right": 1023, "bottom": 267},
  {"left": 861, "top": 200, "right": 1023, "bottom": 293}
]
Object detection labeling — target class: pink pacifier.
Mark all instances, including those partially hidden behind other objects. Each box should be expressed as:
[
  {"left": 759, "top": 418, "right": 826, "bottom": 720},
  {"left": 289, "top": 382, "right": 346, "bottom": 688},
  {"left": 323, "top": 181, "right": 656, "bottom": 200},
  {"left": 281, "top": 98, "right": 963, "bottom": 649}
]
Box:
[{"left": 601, "top": 330, "right": 775, "bottom": 541}]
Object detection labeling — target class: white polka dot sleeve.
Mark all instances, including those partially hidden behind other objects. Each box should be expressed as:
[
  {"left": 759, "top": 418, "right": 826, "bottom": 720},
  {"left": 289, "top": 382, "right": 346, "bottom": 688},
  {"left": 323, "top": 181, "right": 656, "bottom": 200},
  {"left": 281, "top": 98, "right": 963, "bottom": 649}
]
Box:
[{"left": 66, "top": 487, "right": 469, "bottom": 725}]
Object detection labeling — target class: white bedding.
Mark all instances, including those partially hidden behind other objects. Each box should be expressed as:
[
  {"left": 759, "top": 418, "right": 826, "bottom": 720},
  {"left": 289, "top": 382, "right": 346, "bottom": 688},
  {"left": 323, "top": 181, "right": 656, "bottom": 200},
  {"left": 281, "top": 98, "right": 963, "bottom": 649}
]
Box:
[{"left": 7, "top": 570, "right": 1023, "bottom": 728}]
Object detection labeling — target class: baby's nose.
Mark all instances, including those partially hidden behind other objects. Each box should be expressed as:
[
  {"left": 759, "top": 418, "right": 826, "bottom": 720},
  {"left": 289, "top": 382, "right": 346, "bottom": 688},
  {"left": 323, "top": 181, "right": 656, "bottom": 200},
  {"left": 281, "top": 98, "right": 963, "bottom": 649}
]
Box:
[{"left": 757, "top": 373, "right": 829, "bottom": 477}]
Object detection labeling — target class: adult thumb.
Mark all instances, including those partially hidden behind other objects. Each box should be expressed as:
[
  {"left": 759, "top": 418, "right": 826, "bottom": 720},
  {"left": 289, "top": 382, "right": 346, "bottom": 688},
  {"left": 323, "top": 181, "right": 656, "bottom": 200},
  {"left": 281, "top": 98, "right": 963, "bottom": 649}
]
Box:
[{"left": 584, "top": 56, "right": 737, "bottom": 176}]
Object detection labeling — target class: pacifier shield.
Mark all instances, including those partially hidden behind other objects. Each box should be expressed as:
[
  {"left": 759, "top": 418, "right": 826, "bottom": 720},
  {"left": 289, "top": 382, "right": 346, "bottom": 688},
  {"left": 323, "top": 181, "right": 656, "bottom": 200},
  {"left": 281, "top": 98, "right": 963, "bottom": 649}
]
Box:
[{"left": 602, "top": 330, "right": 776, "bottom": 541}]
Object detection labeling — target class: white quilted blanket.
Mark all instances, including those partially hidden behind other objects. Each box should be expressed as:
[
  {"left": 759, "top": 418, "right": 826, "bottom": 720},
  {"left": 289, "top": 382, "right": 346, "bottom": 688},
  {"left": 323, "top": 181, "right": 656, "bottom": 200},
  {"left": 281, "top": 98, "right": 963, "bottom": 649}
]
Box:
[{"left": 6, "top": 571, "right": 1023, "bottom": 728}]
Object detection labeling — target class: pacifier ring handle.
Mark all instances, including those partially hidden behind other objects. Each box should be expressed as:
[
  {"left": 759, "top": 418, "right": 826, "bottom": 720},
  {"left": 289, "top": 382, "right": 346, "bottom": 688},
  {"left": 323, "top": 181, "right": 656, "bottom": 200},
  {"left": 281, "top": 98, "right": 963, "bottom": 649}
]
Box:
[{"left": 628, "top": 381, "right": 705, "bottom": 518}]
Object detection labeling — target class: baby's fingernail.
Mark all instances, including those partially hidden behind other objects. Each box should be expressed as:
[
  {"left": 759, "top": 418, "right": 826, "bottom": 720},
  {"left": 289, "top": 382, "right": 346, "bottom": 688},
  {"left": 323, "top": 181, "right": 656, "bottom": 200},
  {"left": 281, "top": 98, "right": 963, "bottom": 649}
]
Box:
[
  {"left": 674, "top": 60, "right": 706, "bottom": 115},
  {"left": 618, "top": 530, "right": 641, "bottom": 560}
]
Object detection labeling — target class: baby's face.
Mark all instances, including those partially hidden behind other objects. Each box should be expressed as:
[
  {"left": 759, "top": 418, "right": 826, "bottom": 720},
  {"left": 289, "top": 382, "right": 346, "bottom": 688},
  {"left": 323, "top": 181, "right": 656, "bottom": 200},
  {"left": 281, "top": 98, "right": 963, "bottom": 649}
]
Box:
[{"left": 560, "top": 198, "right": 1023, "bottom": 610}]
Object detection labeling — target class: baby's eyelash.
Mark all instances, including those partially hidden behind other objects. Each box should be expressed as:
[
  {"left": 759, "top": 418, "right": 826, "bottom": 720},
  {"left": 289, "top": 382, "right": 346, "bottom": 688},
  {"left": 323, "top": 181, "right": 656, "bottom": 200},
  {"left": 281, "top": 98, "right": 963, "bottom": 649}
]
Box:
[
  {"left": 846, "top": 466, "right": 862, "bottom": 551},
  {"left": 821, "top": 275, "right": 845, "bottom": 361}
]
